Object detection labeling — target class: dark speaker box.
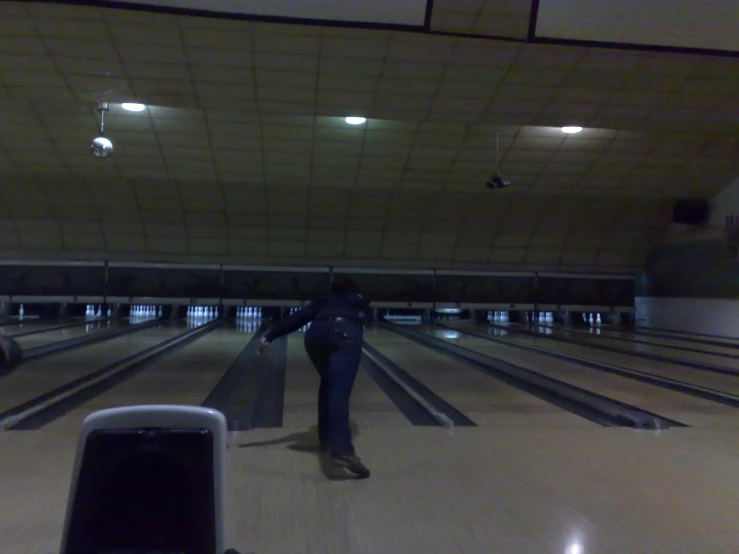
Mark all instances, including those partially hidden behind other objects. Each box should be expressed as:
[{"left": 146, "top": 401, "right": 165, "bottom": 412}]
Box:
[{"left": 673, "top": 199, "right": 710, "bottom": 226}]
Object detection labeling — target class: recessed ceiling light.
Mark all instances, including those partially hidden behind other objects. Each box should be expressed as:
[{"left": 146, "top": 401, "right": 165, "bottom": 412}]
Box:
[
  {"left": 122, "top": 103, "right": 146, "bottom": 112},
  {"left": 562, "top": 126, "right": 583, "bottom": 134},
  {"left": 345, "top": 117, "right": 367, "bottom": 125}
]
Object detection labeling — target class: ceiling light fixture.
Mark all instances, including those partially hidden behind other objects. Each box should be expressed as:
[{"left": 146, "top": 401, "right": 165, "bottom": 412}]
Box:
[
  {"left": 122, "top": 103, "right": 146, "bottom": 112},
  {"left": 345, "top": 116, "right": 367, "bottom": 125},
  {"left": 562, "top": 126, "right": 583, "bottom": 134},
  {"left": 486, "top": 127, "right": 510, "bottom": 190},
  {"left": 90, "top": 103, "right": 114, "bottom": 158}
]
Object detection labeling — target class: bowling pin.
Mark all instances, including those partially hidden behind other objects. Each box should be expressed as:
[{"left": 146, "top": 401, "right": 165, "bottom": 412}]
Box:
[
  {"left": 18, "top": 304, "right": 24, "bottom": 318},
  {"left": 596, "top": 314, "right": 602, "bottom": 325}
]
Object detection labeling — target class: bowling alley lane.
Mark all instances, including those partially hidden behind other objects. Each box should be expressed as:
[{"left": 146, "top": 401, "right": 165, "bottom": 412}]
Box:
[
  {"left": 365, "top": 328, "right": 593, "bottom": 428},
  {"left": 638, "top": 326, "right": 739, "bottom": 344},
  {"left": 282, "top": 331, "right": 411, "bottom": 428},
  {"left": 45, "top": 325, "right": 251, "bottom": 432},
  {"left": 10, "top": 319, "right": 126, "bottom": 351},
  {"left": 0, "top": 322, "right": 180, "bottom": 413},
  {"left": 424, "top": 328, "right": 739, "bottom": 427},
  {"left": 565, "top": 324, "right": 739, "bottom": 356},
  {"left": 1, "top": 318, "right": 70, "bottom": 335},
  {"left": 505, "top": 322, "right": 739, "bottom": 371}
]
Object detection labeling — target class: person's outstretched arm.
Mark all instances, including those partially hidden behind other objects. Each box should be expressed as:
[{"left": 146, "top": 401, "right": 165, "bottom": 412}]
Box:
[
  {"left": 261, "top": 299, "right": 324, "bottom": 344},
  {"left": 362, "top": 303, "right": 373, "bottom": 325}
]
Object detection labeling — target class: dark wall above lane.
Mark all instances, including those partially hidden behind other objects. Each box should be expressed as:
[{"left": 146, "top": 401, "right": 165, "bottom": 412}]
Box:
[
  {"left": 0, "top": 262, "right": 635, "bottom": 308},
  {"left": 0, "top": 264, "right": 106, "bottom": 297}
]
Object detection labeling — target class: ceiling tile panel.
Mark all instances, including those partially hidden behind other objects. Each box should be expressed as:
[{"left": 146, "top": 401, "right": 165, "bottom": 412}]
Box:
[{"left": 0, "top": 3, "right": 733, "bottom": 271}]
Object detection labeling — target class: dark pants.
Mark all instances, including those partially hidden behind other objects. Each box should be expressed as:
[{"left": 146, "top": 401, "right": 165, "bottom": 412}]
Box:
[{"left": 304, "top": 319, "right": 363, "bottom": 456}]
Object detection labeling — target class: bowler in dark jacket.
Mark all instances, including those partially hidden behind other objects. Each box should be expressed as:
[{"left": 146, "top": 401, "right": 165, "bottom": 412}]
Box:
[{"left": 258, "top": 277, "right": 372, "bottom": 478}]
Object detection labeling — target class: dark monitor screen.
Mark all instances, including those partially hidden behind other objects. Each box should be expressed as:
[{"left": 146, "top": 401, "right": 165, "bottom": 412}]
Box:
[{"left": 64, "top": 428, "right": 216, "bottom": 554}]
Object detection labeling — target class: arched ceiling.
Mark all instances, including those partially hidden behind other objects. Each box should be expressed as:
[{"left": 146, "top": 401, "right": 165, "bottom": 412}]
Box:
[{"left": 0, "top": 1, "right": 737, "bottom": 272}]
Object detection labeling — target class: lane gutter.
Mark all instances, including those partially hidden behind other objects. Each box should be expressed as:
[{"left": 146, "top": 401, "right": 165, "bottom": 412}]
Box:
[
  {"left": 382, "top": 323, "right": 685, "bottom": 430},
  {"left": 246, "top": 334, "right": 288, "bottom": 429},
  {"left": 362, "top": 341, "right": 476, "bottom": 428},
  {"left": 230, "top": 334, "right": 288, "bottom": 431},
  {"left": 201, "top": 323, "right": 268, "bottom": 431},
  {"left": 633, "top": 326, "right": 739, "bottom": 349},
  {"left": 10, "top": 317, "right": 111, "bottom": 338}
]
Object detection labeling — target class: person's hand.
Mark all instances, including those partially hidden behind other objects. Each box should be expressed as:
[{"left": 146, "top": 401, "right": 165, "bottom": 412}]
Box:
[{"left": 258, "top": 337, "right": 270, "bottom": 355}]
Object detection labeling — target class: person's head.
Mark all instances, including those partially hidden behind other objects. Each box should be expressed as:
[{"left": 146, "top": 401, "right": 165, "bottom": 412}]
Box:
[{"left": 330, "top": 277, "right": 361, "bottom": 295}]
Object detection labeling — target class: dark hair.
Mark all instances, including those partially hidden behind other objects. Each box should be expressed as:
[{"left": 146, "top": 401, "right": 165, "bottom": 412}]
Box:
[{"left": 331, "top": 277, "right": 361, "bottom": 295}]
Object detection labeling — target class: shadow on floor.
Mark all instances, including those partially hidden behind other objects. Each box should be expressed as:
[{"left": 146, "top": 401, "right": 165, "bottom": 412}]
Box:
[{"left": 238, "top": 422, "right": 360, "bottom": 480}]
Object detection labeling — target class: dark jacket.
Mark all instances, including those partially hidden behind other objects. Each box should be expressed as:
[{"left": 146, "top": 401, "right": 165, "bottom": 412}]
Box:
[{"left": 263, "top": 292, "right": 372, "bottom": 343}]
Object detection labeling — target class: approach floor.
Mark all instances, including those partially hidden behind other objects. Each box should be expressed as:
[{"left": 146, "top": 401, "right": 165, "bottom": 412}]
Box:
[{"left": 1, "top": 321, "right": 739, "bottom": 553}]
